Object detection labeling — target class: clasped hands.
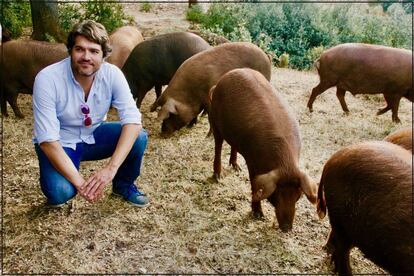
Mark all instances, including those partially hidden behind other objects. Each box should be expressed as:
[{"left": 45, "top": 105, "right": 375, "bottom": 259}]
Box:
[{"left": 78, "top": 165, "right": 118, "bottom": 203}]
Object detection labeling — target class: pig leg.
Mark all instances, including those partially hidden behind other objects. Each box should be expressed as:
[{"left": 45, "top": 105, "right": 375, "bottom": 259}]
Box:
[
  {"left": 377, "top": 94, "right": 401, "bottom": 123},
  {"left": 135, "top": 91, "right": 147, "bottom": 109},
  {"left": 0, "top": 95, "right": 8, "bottom": 117},
  {"left": 336, "top": 88, "right": 349, "bottom": 114},
  {"left": 229, "top": 147, "right": 241, "bottom": 171},
  {"left": 330, "top": 228, "right": 352, "bottom": 276},
  {"left": 323, "top": 228, "right": 335, "bottom": 254},
  {"left": 307, "top": 81, "right": 332, "bottom": 112},
  {"left": 8, "top": 93, "right": 24, "bottom": 118},
  {"left": 213, "top": 133, "right": 224, "bottom": 181},
  {"left": 188, "top": 117, "right": 198, "bottom": 127},
  {"left": 154, "top": 84, "right": 162, "bottom": 99},
  {"left": 251, "top": 201, "right": 264, "bottom": 219}
]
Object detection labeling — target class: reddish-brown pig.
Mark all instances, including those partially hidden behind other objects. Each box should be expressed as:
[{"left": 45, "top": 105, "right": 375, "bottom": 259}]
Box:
[
  {"left": 122, "top": 32, "right": 210, "bottom": 108},
  {"left": 307, "top": 43, "right": 412, "bottom": 122},
  {"left": 106, "top": 26, "right": 143, "bottom": 69},
  {"left": 0, "top": 40, "right": 68, "bottom": 118},
  {"left": 317, "top": 141, "right": 414, "bottom": 275},
  {"left": 383, "top": 127, "right": 412, "bottom": 152},
  {"left": 209, "top": 68, "right": 317, "bottom": 232},
  {"left": 150, "top": 42, "right": 272, "bottom": 137}
]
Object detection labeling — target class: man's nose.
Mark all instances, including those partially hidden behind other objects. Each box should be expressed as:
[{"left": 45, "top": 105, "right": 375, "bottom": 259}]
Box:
[{"left": 82, "top": 51, "right": 91, "bottom": 60}]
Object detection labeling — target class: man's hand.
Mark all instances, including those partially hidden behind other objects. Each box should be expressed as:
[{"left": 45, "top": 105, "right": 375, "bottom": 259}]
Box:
[{"left": 82, "top": 165, "right": 118, "bottom": 201}]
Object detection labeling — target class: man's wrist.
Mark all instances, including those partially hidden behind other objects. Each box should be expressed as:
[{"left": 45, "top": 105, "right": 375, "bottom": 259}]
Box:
[{"left": 106, "top": 162, "right": 119, "bottom": 172}]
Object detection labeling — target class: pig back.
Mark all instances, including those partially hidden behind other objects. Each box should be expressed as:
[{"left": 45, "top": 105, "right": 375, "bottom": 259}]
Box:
[
  {"left": 383, "top": 127, "right": 412, "bottom": 152},
  {"left": 321, "top": 141, "right": 413, "bottom": 273},
  {"left": 319, "top": 43, "right": 412, "bottom": 94},
  {"left": 107, "top": 26, "right": 144, "bottom": 68},
  {"left": 123, "top": 32, "right": 210, "bottom": 85},
  {"left": 161, "top": 42, "right": 272, "bottom": 108},
  {"left": 1, "top": 40, "right": 68, "bottom": 92},
  {"left": 211, "top": 68, "right": 300, "bottom": 174}
]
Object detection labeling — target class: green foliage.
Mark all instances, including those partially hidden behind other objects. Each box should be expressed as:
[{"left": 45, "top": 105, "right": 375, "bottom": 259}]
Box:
[
  {"left": 0, "top": 0, "right": 31, "bottom": 38},
  {"left": 191, "top": 2, "right": 412, "bottom": 70},
  {"left": 198, "top": 4, "right": 249, "bottom": 36},
  {"left": 279, "top": 53, "right": 289, "bottom": 68},
  {"left": 58, "top": 3, "right": 81, "bottom": 34},
  {"left": 58, "top": 1, "right": 133, "bottom": 34},
  {"left": 186, "top": 4, "right": 205, "bottom": 23},
  {"left": 140, "top": 2, "right": 153, "bottom": 13},
  {"left": 305, "top": 46, "right": 324, "bottom": 66}
]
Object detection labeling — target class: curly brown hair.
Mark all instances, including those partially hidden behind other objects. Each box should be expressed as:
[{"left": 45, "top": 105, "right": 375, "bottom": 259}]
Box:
[{"left": 66, "top": 20, "right": 112, "bottom": 58}]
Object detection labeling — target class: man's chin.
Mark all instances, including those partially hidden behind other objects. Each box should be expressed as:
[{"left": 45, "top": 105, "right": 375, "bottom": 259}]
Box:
[{"left": 79, "top": 70, "right": 97, "bottom": 77}]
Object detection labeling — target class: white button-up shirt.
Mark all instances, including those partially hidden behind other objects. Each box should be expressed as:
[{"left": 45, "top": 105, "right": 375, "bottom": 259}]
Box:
[{"left": 33, "top": 57, "right": 141, "bottom": 150}]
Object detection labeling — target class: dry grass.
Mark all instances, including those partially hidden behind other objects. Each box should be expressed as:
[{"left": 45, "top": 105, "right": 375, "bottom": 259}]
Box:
[
  {"left": 2, "top": 2, "right": 413, "bottom": 274},
  {"left": 3, "top": 66, "right": 412, "bottom": 274}
]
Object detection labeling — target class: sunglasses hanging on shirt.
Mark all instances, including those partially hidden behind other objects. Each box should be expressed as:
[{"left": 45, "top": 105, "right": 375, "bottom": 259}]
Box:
[{"left": 80, "top": 103, "right": 92, "bottom": 127}]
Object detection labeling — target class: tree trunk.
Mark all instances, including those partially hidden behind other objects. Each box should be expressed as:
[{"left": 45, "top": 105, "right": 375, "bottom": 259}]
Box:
[
  {"left": 188, "top": 0, "right": 198, "bottom": 8},
  {"left": 30, "top": 0, "right": 66, "bottom": 42}
]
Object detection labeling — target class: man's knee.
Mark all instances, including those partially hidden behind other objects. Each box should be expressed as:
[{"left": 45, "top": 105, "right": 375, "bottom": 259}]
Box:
[
  {"left": 132, "top": 129, "right": 148, "bottom": 156},
  {"left": 42, "top": 182, "right": 77, "bottom": 205}
]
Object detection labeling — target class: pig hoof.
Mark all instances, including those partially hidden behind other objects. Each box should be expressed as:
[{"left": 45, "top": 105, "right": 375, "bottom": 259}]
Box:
[
  {"left": 251, "top": 211, "right": 264, "bottom": 220},
  {"left": 230, "top": 163, "right": 241, "bottom": 172},
  {"left": 323, "top": 242, "right": 335, "bottom": 254},
  {"left": 279, "top": 225, "right": 292, "bottom": 232},
  {"left": 208, "top": 174, "right": 220, "bottom": 183}
]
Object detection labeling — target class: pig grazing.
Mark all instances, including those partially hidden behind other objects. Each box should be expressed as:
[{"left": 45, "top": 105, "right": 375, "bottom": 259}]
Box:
[
  {"left": 307, "top": 43, "right": 413, "bottom": 122},
  {"left": 383, "top": 127, "right": 412, "bottom": 152},
  {"left": 0, "top": 40, "right": 68, "bottom": 118},
  {"left": 209, "top": 68, "right": 317, "bottom": 232},
  {"left": 106, "top": 26, "right": 143, "bottom": 69},
  {"left": 122, "top": 32, "right": 210, "bottom": 108},
  {"left": 151, "top": 42, "right": 272, "bottom": 137},
  {"left": 317, "top": 141, "right": 414, "bottom": 275}
]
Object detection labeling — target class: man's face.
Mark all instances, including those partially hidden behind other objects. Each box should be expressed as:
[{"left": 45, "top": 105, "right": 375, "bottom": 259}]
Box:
[{"left": 70, "top": 35, "right": 104, "bottom": 78}]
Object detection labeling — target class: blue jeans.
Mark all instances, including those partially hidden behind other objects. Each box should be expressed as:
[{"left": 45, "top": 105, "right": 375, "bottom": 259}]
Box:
[{"left": 34, "top": 122, "right": 148, "bottom": 205}]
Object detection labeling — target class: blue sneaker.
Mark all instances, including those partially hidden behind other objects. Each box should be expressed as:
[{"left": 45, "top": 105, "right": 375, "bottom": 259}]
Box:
[{"left": 113, "top": 185, "right": 149, "bottom": 208}]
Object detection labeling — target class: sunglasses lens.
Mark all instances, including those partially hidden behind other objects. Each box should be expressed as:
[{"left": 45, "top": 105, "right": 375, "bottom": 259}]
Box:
[
  {"left": 81, "top": 105, "right": 90, "bottom": 114},
  {"left": 84, "top": 116, "right": 92, "bottom": 127}
]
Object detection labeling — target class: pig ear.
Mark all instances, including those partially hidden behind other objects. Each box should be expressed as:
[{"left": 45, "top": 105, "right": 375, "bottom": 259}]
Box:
[
  {"left": 175, "top": 101, "right": 196, "bottom": 125},
  {"left": 298, "top": 171, "right": 318, "bottom": 204},
  {"left": 157, "top": 99, "right": 178, "bottom": 121},
  {"left": 252, "top": 169, "right": 280, "bottom": 202}
]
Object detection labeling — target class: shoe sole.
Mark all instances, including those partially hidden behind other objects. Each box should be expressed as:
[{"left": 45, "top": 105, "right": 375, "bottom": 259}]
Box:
[{"left": 112, "top": 192, "right": 150, "bottom": 208}]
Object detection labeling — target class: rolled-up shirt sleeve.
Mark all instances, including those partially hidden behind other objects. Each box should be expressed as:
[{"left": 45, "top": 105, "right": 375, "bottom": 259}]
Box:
[
  {"left": 110, "top": 67, "right": 142, "bottom": 126},
  {"left": 33, "top": 71, "right": 60, "bottom": 144}
]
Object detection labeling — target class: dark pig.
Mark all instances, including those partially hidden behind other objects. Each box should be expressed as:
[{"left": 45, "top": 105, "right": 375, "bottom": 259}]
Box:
[
  {"left": 122, "top": 31, "right": 210, "bottom": 108},
  {"left": 209, "top": 68, "right": 317, "bottom": 232}
]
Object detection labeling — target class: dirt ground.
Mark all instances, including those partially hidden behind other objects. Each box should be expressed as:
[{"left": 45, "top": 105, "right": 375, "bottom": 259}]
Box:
[{"left": 2, "top": 2, "right": 412, "bottom": 274}]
